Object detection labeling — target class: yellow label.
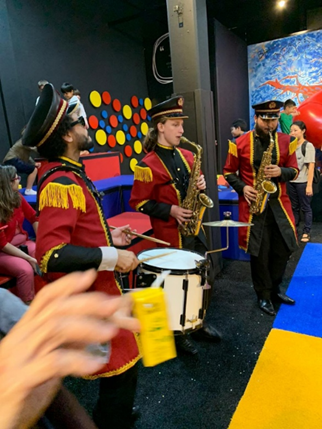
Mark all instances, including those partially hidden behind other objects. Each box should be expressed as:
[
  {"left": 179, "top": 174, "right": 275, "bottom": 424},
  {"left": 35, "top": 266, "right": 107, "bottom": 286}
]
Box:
[{"left": 131, "top": 288, "right": 177, "bottom": 367}]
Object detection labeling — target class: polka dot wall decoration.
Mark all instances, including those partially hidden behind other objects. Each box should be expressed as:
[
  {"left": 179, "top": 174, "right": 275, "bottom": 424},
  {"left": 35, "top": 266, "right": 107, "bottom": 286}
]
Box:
[{"left": 88, "top": 90, "right": 152, "bottom": 171}]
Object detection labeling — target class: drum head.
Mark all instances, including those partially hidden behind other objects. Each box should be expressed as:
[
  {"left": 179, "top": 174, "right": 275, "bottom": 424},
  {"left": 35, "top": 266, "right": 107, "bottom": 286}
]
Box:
[{"left": 137, "top": 248, "right": 205, "bottom": 274}]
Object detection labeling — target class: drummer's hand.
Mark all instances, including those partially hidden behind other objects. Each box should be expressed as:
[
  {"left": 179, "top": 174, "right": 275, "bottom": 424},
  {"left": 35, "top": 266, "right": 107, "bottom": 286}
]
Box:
[
  {"left": 115, "top": 250, "right": 139, "bottom": 272},
  {"left": 197, "top": 174, "right": 206, "bottom": 190},
  {"left": 111, "top": 225, "right": 135, "bottom": 246},
  {"left": 243, "top": 185, "right": 257, "bottom": 205},
  {"left": 170, "top": 205, "right": 193, "bottom": 225}
]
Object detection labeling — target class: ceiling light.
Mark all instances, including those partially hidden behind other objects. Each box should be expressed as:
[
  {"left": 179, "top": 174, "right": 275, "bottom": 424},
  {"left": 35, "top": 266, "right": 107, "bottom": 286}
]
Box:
[{"left": 277, "top": 0, "right": 286, "bottom": 8}]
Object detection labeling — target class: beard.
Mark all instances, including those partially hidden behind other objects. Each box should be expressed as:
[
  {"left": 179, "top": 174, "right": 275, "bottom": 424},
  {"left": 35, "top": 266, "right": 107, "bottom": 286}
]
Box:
[
  {"left": 77, "top": 135, "right": 94, "bottom": 151},
  {"left": 255, "top": 122, "right": 277, "bottom": 145}
]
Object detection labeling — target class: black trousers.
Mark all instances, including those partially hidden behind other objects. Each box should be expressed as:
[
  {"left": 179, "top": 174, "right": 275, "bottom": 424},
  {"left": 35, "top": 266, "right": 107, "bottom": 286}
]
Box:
[
  {"left": 250, "top": 212, "right": 292, "bottom": 300},
  {"left": 93, "top": 363, "right": 138, "bottom": 429},
  {"left": 287, "top": 182, "right": 313, "bottom": 234}
]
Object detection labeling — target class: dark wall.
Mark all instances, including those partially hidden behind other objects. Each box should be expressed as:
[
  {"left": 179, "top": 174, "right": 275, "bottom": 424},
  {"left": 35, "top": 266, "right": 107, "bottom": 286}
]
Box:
[
  {"left": 210, "top": 19, "right": 249, "bottom": 172},
  {"left": 0, "top": 0, "right": 149, "bottom": 171}
]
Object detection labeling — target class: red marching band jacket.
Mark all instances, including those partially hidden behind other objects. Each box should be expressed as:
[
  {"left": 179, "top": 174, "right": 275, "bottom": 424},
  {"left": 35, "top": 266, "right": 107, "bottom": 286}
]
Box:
[
  {"left": 36, "top": 157, "right": 140, "bottom": 379},
  {"left": 223, "top": 131, "right": 299, "bottom": 254},
  {"left": 130, "top": 147, "right": 195, "bottom": 248}
]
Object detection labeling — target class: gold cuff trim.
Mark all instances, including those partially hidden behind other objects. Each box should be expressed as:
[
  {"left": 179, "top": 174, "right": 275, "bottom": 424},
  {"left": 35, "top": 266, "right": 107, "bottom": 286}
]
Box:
[
  {"left": 83, "top": 352, "right": 141, "bottom": 379},
  {"left": 40, "top": 243, "right": 66, "bottom": 273},
  {"left": 135, "top": 200, "right": 149, "bottom": 211}
]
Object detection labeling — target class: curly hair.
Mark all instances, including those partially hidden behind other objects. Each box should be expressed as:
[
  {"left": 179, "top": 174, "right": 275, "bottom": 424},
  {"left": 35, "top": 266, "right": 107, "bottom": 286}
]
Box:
[
  {"left": 143, "top": 117, "right": 167, "bottom": 152},
  {"left": 0, "top": 166, "right": 21, "bottom": 223},
  {"left": 37, "top": 115, "right": 74, "bottom": 160}
]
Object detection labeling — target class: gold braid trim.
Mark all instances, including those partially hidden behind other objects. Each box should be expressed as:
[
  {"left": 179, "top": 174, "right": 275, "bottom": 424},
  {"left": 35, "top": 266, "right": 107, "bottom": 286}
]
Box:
[
  {"left": 40, "top": 243, "right": 66, "bottom": 273},
  {"left": 177, "top": 149, "right": 191, "bottom": 173},
  {"left": 39, "top": 183, "right": 86, "bottom": 213},
  {"left": 38, "top": 100, "right": 68, "bottom": 147},
  {"left": 289, "top": 138, "right": 298, "bottom": 155},
  {"left": 134, "top": 166, "right": 153, "bottom": 183},
  {"left": 135, "top": 199, "right": 149, "bottom": 211},
  {"left": 228, "top": 140, "right": 238, "bottom": 158}
]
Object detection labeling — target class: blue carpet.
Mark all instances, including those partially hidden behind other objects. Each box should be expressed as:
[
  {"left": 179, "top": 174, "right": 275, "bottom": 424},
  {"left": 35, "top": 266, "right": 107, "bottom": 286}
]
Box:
[{"left": 274, "top": 243, "right": 322, "bottom": 338}]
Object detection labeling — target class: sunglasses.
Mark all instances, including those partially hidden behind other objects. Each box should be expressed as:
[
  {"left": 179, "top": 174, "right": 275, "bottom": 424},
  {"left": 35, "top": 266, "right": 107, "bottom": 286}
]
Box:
[
  {"left": 11, "top": 175, "right": 21, "bottom": 182},
  {"left": 70, "top": 116, "right": 86, "bottom": 128}
]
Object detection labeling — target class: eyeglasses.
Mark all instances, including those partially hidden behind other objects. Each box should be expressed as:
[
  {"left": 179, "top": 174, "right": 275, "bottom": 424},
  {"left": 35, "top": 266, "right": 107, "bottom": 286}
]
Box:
[
  {"left": 70, "top": 116, "right": 86, "bottom": 128},
  {"left": 11, "top": 176, "right": 21, "bottom": 182}
]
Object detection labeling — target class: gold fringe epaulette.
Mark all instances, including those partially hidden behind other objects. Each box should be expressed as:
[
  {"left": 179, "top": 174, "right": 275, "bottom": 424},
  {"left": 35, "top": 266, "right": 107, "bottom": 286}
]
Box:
[
  {"left": 134, "top": 165, "right": 153, "bottom": 182},
  {"left": 39, "top": 183, "right": 86, "bottom": 213},
  {"left": 228, "top": 140, "right": 237, "bottom": 158},
  {"left": 289, "top": 138, "right": 297, "bottom": 156}
]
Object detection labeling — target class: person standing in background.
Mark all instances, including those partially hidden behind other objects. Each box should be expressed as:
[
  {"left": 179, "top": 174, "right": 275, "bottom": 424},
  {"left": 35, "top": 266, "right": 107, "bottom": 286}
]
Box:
[
  {"left": 279, "top": 99, "right": 300, "bottom": 134},
  {"left": 61, "top": 82, "right": 89, "bottom": 128},
  {"left": 230, "top": 118, "right": 248, "bottom": 142},
  {"left": 288, "top": 120, "right": 315, "bottom": 242}
]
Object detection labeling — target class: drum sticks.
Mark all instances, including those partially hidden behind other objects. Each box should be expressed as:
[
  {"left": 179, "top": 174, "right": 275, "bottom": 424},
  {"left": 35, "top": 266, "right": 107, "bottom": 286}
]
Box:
[
  {"left": 109, "top": 226, "right": 170, "bottom": 246},
  {"left": 138, "top": 251, "right": 176, "bottom": 263}
]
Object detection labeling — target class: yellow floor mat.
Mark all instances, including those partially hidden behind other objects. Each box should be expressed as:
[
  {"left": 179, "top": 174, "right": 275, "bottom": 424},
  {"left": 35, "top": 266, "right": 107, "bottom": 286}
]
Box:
[{"left": 228, "top": 328, "right": 322, "bottom": 429}]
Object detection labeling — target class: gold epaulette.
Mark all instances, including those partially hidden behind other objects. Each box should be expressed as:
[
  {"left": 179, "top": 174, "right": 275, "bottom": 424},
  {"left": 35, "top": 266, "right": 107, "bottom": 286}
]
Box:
[
  {"left": 39, "top": 182, "right": 86, "bottom": 213},
  {"left": 289, "top": 138, "right": 298, "bottom": 156},
  {"left": 228, "top": 140, "right": 237, "bottom": 158},
  {"left": 134, "top": 165, "right": 153, "bottom": 183}
]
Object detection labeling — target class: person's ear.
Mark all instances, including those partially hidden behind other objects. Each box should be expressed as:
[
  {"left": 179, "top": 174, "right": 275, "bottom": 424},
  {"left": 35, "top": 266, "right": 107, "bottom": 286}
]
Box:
[
  {"left": 157, "top": 122, "right": 164, "bottom": 133},
  {"left": 62, "top": 130, "right": 73, "bottom": 144}
]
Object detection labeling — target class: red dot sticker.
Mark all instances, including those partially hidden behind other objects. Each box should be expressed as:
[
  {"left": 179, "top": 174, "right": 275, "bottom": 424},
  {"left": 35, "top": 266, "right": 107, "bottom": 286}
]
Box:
[
  {"left": 124, "top": 145, "right": 133, "bottom": 157},
  {"left": 89, "top": 115, "right": 99, "bottom": 129},
  {"left": 107, "top": 135, "right": 116, "bottom": 148},
  {"left": 109, "top": 115, "right": 118, "bottom": 128},
  {"left": 140, "top": 108, "right": 147, "bottom": 120},
  {"left": 102, "top": 91, "right": 111, "bottom": 105},
  {"left": 112, "top": 99, "right": 121, "bottom": 112},
  {"left": 133, "top": 113, "right": 140, "bottom": 125},
  {"left": 119, "top": 153, "right": 124, "bottom": 163},
  {"left": 131, "top": 96, "right": 139, "bottom": 108},
  {"left": 130, "top": 125, "right": 137, "bottom": 138}
]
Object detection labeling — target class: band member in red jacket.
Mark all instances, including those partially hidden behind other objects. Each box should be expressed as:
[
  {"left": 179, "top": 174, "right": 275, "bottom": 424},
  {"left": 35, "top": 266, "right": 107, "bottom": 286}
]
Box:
[
  {"left": 223, "top": 100, "right": 299, "bottom": 316},
  {"left": 130, "top": 96, "right": 221, "bottom": 355},
  {"left": 22, "top": 83, "right": 140, "bottom": 429}
]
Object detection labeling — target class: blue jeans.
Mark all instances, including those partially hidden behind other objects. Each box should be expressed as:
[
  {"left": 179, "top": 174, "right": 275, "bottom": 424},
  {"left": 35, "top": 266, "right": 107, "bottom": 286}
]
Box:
[{"left": 287, "top": 182, "right": 312, "bottom": 234}]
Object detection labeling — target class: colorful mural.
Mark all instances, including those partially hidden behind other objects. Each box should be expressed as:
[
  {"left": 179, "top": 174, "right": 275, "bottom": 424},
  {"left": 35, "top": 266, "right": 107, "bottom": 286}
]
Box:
[
  {"left": 88, "top": 90, "right": 152, "bottom": 172},
  {"left": 248, "top": 29, "right": 322, "bottom": 129}
]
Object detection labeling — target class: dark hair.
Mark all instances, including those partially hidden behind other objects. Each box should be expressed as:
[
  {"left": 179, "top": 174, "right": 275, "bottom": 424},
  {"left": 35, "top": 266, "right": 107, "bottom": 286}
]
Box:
[
  {"left": 291, "top": 120, "right": 306, "bottom": 135},
  {"left": 61, "top": 82, "right": 74, "bottom": 94},
  {"left": 284, "top": 99, "right": 296, "bottom": 109},
  {"left": 231, "top": 119, "right": 247, "bottom": 131},
  {"left": 37, "top": 115, "right": 74, "bottom": 160},
  {"left": 73, "top": 89, "right": 81, "bottom": 96},
  {"left": 143, "top": 117, "right": 167, "bottom": 152},
  {"left": 0, "top": 166, "right": 21, "bottom": 222}
]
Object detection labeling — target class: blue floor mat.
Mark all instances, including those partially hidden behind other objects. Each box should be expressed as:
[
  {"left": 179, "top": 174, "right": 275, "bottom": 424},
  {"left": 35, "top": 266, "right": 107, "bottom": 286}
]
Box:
[{"left": 274, "top": 243, "right": 322, "bottom": 338}]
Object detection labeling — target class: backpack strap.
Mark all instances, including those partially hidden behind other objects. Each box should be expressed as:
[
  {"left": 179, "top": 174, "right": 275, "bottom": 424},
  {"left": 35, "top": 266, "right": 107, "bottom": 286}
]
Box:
[{"left": 301, "top": 140, "right": 307, "bottom": 157}]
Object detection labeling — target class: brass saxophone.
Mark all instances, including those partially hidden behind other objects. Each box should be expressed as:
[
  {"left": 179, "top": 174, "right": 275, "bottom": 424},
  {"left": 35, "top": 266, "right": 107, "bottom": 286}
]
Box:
[
  {"left": 249, "top": 131, "right": 278, "bottom": 215},
  {"left": 179, "top": 137, "right": 214, "bottom": 236}
]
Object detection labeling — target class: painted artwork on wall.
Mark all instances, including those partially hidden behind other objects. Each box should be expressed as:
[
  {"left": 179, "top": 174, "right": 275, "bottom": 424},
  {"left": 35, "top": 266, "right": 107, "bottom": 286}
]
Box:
[{"left": 248, "top": 29, "right": 322, "bottom": 145}]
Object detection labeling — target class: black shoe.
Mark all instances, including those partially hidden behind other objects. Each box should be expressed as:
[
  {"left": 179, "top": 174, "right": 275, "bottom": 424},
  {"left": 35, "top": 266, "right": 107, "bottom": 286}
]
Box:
[
  {"left": 258, "top": 299, "right": 276, "bottom": 316},
  {"left": 275, "top": 293, "right": 295, "bottom": 305},
  {"left": 191, "top": 325, "right": 221, "bottom": 343},
  {"left": 175, "top": 335, "right": 198, "bottom": 355}
]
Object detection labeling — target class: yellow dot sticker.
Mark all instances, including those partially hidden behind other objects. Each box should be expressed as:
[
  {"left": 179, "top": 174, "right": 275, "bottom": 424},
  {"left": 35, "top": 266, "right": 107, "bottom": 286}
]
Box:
[
  {"left": 133, "top": 140, "right": 142, "bottom": 154},
  {"left": 116, "top": 130, "right": 126, "bottom": 145},
  {"left": 95, "top": 129, "right": 107, "bottom": 145},
  {"left": 130, "top": 158, "right": 138, "bottom": 172},
  {"left": 144, "top": 97, "right": 152, "bottom": 110},
  {"left": 89, "top": 91, "right": 102, "bottom": 108},
  {"left": 141, "top": 122, "right": 148, "bottom": 136},
  {"left": 123, "top": 105, "right": 132, "bottom": 120}
]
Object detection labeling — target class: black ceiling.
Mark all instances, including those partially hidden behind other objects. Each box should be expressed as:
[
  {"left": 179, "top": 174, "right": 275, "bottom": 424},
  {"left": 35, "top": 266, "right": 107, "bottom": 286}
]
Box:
[{"left": 103, "top": 0, "right": 322, "bottom": 45}]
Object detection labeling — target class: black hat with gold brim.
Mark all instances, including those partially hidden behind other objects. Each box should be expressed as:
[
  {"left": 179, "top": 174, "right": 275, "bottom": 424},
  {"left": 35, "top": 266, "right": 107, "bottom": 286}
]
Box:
[
  {"left": 252, "top": 100, "right": 283, "bottom": 119},
  {"left": 22, "top": 83, "right": 68, "bottom": 147},
  {"left": 148, "top": 95, "right": 188, "bottom": 122}
]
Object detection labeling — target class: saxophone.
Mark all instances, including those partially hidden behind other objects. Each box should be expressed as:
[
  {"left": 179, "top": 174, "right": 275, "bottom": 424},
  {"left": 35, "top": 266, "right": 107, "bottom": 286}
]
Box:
[
  {"left": 249, "top": 131, "right": 278, "bottom": 215},
  {"left": 179, "top": 137, "right": 214, "bottom": 236}
]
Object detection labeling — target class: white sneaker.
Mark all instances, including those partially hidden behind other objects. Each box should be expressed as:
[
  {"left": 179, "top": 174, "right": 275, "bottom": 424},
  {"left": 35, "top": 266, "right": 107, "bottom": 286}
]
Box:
[{"left": 25, "top": 189, "right": 37, "bottom": 196}]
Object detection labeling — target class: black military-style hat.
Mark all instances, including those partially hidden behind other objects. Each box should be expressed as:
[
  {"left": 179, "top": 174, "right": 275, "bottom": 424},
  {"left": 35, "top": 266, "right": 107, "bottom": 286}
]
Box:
[
  {"left": 148, "top": 95, "right": 189, "bottom": 121},
  {"left": 22, "top": 83, "right": 69, "bottom": 147},
  {"left": 252, "top": 100, "right": 283, "bottom": 119}
]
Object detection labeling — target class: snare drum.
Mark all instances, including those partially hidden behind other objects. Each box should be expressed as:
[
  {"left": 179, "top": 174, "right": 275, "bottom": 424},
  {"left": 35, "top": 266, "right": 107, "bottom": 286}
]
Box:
[{"left": 136, "top": 248, "right": 209, "bottom": 334}]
